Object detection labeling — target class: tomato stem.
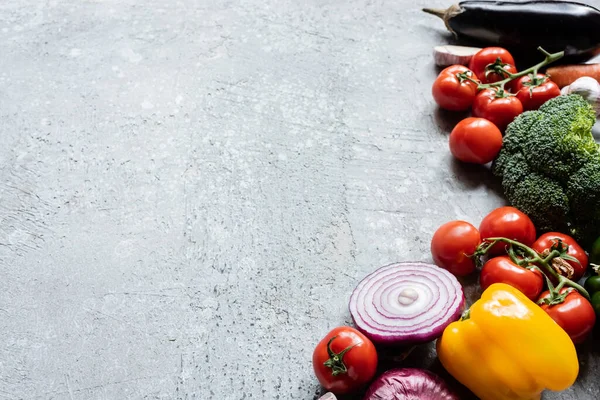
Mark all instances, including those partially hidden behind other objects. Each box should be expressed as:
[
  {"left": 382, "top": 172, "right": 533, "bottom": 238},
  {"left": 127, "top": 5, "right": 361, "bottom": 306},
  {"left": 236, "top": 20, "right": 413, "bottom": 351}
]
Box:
[
  {"left": 475, "top": 47, "right": 564, "bottom": 91},
  {"left": 323, "top": 335, "right": 355, "bottom": 376},
  {"left": 473, "top": 237, "right": 590, "bottom": 301}
]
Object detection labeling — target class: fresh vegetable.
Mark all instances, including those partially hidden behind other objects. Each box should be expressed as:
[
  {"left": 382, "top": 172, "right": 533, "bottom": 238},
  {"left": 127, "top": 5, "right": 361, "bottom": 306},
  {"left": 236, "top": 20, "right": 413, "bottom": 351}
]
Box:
[
  {"left": 585, "top": 274, "right": 600, "bottom": 295},
  {"left": 430, "top": 220, "right": 481, "bottom": 276},
  {"left": 478, "top": 206, "right": 536, "bottom": 255},
  {"left": 434, "top": 48, "right": 563, "bottom": 115},
  {"left": 491, "top": 94, "right": 600, "bottom": 248},
  {"left": 348, "top": 262, "right": 464, "bottom": 346},
  {"left": 515, "top": 73, "right": 561, "bottom": 110},
  {"left": 312, "top": 326, "right": 378, "bottom": 395},
  {"left": 538, "top": 288, "right": 596, "bottom": 344},
  {"left": 472, "top": 236, "right": 590, "bottom": 300},
  {"left": 363, "top": 368, "right": 459, "bottom": 400},
  {"left": 584, "top": 265, "right": 600, "bottom": 319},
  {"left": 590, "top": 237, "right": 600, "bottom": 265},
  {"left": 487, "top": 63, "right": 517, "bottom": 87},
  {"left": 472, "top": 88, "right": 523, "bottom": 131},
  {"left": 474, "top": 235, "right": 594, "bottom": 344},
  {"left": 434, "top": 45, "right": 482, "bottom": 67},
  {"left": 437, "top": 283, "right": 579, "bottom": 400},
  {"left": 531, "top": 232, "right": 588, "bottom": 282},
  {"left": 560, "top": 76, "right": 600, "bottom": 115},
  {"left": 467, "top": 47, "right": 515, "bottom": 84},
  {"left": 448, "top": 117, "right": 503, "bottom": 164},
  {"left": 547, "top": 64, "right": 600, "bottom": 88},
  {"left": 423, "top": 1, "right": 600, "bottom": 57},
  {"left": 592, "top": 292, "right": 600, "bottom": 316},
  {"left": 432, "top": 65, "right": 479, "bottom": 111},
  {"left": 480, "top": 256, "right": 543, "bottom": 301}
]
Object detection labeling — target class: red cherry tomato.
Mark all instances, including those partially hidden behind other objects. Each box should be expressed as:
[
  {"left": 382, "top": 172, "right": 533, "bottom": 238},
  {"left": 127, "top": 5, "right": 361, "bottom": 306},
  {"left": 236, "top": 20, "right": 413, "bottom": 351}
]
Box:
[
  {"left": 449, "top": 117, "right": 503, "bottom": 164},
  {"left": 432, "top": 65, "right": 479, "bottom": 111},
  {"left": 479, "top": 206, "right": 537, "bottom": 255},
  {"left": 468, "top": 47, "right": 516, "bottom": 84},
  {"left": 515, "top": 73, "right": 561, "bottom": 110},
  {"left": 472, "top": 89, "right": 523, "bottom": 131},
  {"left": 538, "top": 288, "right": 596, "bottom": 344},
  {"left": 487, "top": 63, "right": 518, "bottom": 86},
  {"left": 431, "top": 220, "right": 481, "bottom": 276},
  {"left": 312, "top": 326, "right": 378, "bottom": 395},
  {"left": 532, "top": 232, "right": 588, "bottom": 282},
  {"left": 480, "top": 256, "right": 543, "bottom": 301}
]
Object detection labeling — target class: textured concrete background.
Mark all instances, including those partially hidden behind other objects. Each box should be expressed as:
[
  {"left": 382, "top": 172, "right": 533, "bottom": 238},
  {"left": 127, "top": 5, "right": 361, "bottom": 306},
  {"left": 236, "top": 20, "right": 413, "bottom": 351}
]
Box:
[{"left": 2, "top": 0, "right": 600, "bottom": 399}]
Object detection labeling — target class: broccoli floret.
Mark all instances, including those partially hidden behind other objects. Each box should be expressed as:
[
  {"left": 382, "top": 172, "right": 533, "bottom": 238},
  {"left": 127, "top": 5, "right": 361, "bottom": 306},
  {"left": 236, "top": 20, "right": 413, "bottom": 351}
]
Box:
[
  {"left": 568, "top": 160, "right": 600, "bottom": 232},
  {"left": 492, "top": 94, "right": 600, "bottom": 248},
  {"left": 521, "top": 95, "right": 596, "bottom": 184},
  {"left": 507, "top": 173, "right": 570, "bottom": 233},
  {"left": 502, "top": 111, "right": 544, "bottom": 153},
  {"left": 492, "top": 152, "right": 530, "bottom": 199}
]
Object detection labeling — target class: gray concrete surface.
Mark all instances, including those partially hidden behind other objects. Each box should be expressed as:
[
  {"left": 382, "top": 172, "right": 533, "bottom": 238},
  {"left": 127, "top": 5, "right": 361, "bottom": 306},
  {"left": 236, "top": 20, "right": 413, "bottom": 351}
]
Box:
[{"left": 2, "top": 0, "right": 600, "bottom": 399}]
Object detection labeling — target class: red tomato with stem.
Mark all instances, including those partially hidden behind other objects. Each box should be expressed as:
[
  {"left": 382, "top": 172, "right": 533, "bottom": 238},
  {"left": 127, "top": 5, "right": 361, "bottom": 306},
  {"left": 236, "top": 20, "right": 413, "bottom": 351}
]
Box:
[
  {"left": 479, "top": 206, "right": 537, "bottom": 255},
  {"left": 431, "top": 220, "right": 481, "bottom": 276},
  {"left": 532, "top": 232, "right": 588, "bottom": 282},
  {"left": 480, "top": 256, "right": 543, "bottom": 301},
  {"left": 312, "top": 326, "right": 378, "bottom": 395},
  {"left": 538, "top": 288, "right": 596, "bottom": 344},
  {"left": 487, "top": 63, "right": 518, "bottom": 86},
  {"left": 472, "top": 89, "right": 523, "bottom": 131},
  {"left": 468, "top": 47, "right": 516, "bottom": 84},
  {"left": 449, "top": 117, "right": 503, "bottom": 164},
  {"left": 515, "top": 73, "right": 561, "bottom": 110},
  {"left": 432, "top": 65, "right": 479, "bottom": 111}
]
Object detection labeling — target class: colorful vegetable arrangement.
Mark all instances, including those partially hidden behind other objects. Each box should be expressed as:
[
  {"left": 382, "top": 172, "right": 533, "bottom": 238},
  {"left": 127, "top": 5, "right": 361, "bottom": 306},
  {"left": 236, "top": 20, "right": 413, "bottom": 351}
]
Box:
[
  {"left": 311, "top": 10, "right": 600, "bottom": 399},
  {"left": 492, "top": 95, "right": 599, "bottom": 247},
  {"left": 433, "top": 46, "right": 563, "bottom": 134}
]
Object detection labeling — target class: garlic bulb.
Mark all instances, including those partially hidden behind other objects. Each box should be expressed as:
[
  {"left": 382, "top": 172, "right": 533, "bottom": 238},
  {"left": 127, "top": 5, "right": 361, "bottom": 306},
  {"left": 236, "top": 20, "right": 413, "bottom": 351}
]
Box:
[{"left": 561, "top": 76, "right": 600, "bottom": 115}]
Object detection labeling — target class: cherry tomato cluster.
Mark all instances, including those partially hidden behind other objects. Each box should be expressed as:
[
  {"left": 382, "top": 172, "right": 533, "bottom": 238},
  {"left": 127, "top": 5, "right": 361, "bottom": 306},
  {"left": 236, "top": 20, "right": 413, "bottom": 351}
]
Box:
[
  {"left": 431, "top": 206, "right": 596, "bottom": 344},
  {"left": 432, "top": 47, "right": 561, "bottom": 165}
]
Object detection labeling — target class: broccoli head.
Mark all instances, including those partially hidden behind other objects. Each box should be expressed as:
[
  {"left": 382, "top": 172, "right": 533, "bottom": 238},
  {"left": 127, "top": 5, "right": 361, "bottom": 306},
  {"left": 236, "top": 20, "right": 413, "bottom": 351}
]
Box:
[
  {"left": 508, "top": 173, "right": 570, "bottom": 234},
  {"left": 493, "top": 94, "right": 600, "bottom": 248},
  {"left": 567, "top": 159, "right": 600, "bottom": 242}
]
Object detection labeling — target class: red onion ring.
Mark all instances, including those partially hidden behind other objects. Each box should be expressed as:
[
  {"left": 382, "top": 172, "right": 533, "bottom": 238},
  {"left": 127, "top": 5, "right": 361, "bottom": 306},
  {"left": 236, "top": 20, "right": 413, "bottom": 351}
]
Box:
[{"left": 349, "top": 262, "right": 465, "bottom": 346}]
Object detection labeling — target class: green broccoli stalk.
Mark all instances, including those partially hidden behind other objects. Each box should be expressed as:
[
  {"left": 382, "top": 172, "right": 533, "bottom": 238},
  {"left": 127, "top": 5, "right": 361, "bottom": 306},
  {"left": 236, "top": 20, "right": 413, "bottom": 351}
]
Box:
[{"left": 492, "top": 94, "right": 600, "bottom": 248}]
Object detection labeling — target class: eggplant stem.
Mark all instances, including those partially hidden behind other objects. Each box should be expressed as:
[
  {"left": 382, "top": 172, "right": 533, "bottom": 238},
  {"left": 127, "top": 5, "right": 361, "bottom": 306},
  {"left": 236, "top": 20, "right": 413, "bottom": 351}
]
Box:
[{"left": 422, "top": 7, "right": 447, "bottom": 19}]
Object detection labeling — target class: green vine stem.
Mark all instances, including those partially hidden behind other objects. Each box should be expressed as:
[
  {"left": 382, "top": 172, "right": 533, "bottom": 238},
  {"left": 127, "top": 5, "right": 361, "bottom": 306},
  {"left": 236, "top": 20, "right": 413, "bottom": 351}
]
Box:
[
  {"left": 461, "top": 47, "right": 564, "bottom": 95},
  {"left": 473, "top": 237, "right": 590, "bottom": 301}
]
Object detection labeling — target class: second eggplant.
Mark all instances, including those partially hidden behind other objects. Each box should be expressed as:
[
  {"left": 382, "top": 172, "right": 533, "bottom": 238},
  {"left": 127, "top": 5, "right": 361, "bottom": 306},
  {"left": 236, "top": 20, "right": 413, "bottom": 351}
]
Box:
[{"left": 423, "top": 1, "right": 600, "bottom": 58}]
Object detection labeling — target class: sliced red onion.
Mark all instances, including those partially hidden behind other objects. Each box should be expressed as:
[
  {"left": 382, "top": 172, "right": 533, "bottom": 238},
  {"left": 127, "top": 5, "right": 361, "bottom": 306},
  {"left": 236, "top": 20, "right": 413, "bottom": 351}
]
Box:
[
  {"left": 363, "top": 368, "right": 459, "bottom": 400},
  {"left": 349, "top": 262, "right": 464, "bottom": 346}
]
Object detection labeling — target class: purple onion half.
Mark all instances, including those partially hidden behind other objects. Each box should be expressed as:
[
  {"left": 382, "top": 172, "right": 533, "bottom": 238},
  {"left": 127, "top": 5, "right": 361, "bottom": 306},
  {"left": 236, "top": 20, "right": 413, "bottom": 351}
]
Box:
[
  {"left": 348, "top": 262, "right": 464, "bottom": 346},
  {"left": 363, "top": 368, "right": 459, "bottom": 400}
]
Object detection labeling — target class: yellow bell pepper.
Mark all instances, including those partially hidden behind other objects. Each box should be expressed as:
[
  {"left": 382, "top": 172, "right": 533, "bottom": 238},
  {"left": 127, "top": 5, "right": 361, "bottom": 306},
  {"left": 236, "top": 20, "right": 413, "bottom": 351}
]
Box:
[{"left": 437, "top": 283, "right": 579, "bottom": 400}]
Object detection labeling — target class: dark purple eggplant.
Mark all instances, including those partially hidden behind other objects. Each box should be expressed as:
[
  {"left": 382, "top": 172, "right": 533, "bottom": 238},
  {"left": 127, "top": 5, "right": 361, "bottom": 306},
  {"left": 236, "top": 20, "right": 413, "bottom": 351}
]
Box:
[{"left": 423, "top": 1, "right": 600, "bottom": 57}]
